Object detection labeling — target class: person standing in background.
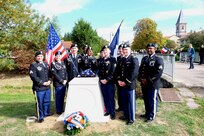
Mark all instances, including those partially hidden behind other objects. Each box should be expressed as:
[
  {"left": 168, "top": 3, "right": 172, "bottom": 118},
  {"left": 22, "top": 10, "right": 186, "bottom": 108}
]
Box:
[
  {"left": 188, "top": 43, "right": 195, "bottom": 69},
  {"left": 199, "top": 45, "right": 204, "bottom": 65}
]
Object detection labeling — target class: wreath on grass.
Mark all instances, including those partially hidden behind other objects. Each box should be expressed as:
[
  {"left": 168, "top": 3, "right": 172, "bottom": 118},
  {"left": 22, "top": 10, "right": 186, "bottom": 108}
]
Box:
[{"left": 64, "top": 111, "right": 89, "bottom": 135}]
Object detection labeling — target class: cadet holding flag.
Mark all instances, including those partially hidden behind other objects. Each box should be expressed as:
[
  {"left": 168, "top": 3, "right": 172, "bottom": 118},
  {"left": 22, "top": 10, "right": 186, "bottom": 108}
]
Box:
[
  {"left": 51, "top": 51, "right": 68, "bottom": 115},
  {"left": 138, "top": 43, "right": 164, "bottom": 122},
  {"left": 29, "top": 51, "right": 52, "bottom": 123},
  {"left": 64, "top": 43, "right": 82, "bottom": 82}
]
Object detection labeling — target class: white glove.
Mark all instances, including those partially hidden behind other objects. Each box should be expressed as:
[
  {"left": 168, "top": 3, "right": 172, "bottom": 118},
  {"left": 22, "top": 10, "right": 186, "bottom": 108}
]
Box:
[{"left": 63, "top": 80, "right": 67, "bottom": 85}]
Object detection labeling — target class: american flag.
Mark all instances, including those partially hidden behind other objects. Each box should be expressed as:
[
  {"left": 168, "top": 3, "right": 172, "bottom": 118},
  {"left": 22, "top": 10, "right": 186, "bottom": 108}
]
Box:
[{"left": 46, "top": 24, "right": 68, "bottom": 66}]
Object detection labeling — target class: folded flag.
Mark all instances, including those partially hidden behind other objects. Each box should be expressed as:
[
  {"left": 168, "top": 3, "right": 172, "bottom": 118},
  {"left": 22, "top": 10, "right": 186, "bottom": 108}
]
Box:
[
  {"left": 80, "top": 69, "right": 96, "bottom": 77},
  {"left": 161, "top": 47, "right": 169, "bottom": 54}
]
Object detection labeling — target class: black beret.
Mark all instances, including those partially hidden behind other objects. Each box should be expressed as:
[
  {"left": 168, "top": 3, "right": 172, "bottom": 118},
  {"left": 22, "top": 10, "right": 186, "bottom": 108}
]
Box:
[
  {"left": 100, "top": 48, "right": 104, "bottom": 53},
  {"left": 35, "top": 50, "right": 43, "bottom": 57},
  {"left": 55, "top": 51, "right": 62, "bottom": 56},
  {"left": 122, "top": 43, "right": 130, "bottom": 49},
  {"left": 147, "top": 43, "right": 156, "bottom": 48},
  {"left": 103, "top": 45, "right": 110, "bottom": 50},
  {"left": 70, "top": 43, "right": 78, "bottom": 48},
  {"left": 118, "top": 44, "right": 123, "bottom": 49},
  {"left": 83, "top": 44, "right": 88, "bottom": 50},
  {"left": 86, "top": 46, "right": 92, "bottom": 53}
]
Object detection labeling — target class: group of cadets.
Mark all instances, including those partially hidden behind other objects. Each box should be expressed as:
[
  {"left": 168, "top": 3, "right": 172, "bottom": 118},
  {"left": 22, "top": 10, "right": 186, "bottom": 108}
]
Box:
[{"left": 29, "top": 42, "right": 164, "bottom": 125}]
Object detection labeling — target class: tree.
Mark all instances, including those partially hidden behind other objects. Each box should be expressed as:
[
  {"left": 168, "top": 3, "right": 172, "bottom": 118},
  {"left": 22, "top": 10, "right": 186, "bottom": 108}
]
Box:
[
  {"left": 63, "top": 32, "right": 72, "bottom": 41},
  {"left": 0, "top": 0, "right": 63, "bottom": 73},
  {"left": 186, "top": 31, "right": 204, "bottom": 51},
  {"left": 132, "top": 18, "right": 165, "bottom": 50},
  {"left": 165, "top": 39, "right": 178, "bottom": 50},
  {"left": 71, "top": 18, "right": 103, "bottom": 54},
  {"left": 0, "top": 0, "right": 50, "bottom": 51}
]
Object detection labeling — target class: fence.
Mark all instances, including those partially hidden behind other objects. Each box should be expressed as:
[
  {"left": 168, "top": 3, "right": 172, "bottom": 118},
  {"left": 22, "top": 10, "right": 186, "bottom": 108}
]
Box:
[
  {"left": 179, "top": 52, "right": 199, "bottom": 63},
  {"left": 132, "top": 53, "right": 175, "bottom": 80}
]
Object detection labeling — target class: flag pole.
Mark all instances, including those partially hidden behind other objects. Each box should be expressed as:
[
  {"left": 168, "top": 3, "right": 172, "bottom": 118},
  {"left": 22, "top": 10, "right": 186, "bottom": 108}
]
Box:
[{"left": 109, "top": 19, "right": 124, "bottom": 57}]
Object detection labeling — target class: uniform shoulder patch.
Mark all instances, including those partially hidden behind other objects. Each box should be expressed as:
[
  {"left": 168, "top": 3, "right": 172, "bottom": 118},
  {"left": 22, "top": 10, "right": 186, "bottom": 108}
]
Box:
[{"left": 159, "top": 65, "right": 163, "bottom": 70}]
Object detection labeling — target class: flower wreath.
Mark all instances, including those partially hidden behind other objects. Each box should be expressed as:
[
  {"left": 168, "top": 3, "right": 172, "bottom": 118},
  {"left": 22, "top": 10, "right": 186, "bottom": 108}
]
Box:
[{"left": 64, "top": 111, "right": 89, "bottom": 135}]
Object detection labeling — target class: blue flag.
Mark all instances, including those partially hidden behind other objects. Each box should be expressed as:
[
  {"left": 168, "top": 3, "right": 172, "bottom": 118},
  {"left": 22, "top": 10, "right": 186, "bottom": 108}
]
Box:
[{"left": 109, "top": 20, "right": 123, "bottom": 56}]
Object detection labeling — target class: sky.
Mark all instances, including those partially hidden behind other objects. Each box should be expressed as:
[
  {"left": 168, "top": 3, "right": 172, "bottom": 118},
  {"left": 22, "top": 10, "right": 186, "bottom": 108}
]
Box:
[{"left": 28, "top": 0, "right": 204, "bottom": 43}]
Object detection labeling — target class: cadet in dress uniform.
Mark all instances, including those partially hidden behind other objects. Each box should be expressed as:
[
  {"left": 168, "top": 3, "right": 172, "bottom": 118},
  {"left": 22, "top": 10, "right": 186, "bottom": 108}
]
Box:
[
  {"left": 29, "top": 51, "right": 52, "bottom": 123},
  {"left": 116, "top": 44, "right": 139, "bottom": 125},
  {"left": 51, "top": 51, "right": 68, "bottom": 114},
  {"left": 138, "top": 43, "right": 164, "bottom": 122},
  {"left": 97, "top": 48, "right": 105, "bottom": 66},
  {"left": 98, "top": 45, "right": 117, "bottom": 120},
  {"left": 114, "top": 44, "right": 124, "bottom": 112},
  {"left": 81, "top": 46, "right": 98, "bottom": 74},
  {"left": 81, "top": 44, "right": 88, "bottom": 57},
  {"left": 64, "top": 43, "right": 82, "bottom": 82}
]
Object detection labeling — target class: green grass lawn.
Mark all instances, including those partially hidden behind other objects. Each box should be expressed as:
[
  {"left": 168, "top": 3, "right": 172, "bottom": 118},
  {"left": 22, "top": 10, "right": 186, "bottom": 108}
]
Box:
[{"left": 0, "top": 76, "right": 204, "bottom": 136}]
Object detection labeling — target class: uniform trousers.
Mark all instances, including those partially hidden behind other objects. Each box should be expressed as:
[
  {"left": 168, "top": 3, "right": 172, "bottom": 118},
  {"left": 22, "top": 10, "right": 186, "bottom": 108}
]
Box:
[
  {"left": 55, "top": 86, "right": 66, "bottom": 113},
  {"left": 142, "top": 85, "right": 158, "bottom": 119},
  {"left": 121, "top": 88, "right": 136, "bottom": 121},
  {"left": 34, "top": 89, "right": 51, "bottom": 120},
  {"left": 100, "top": 83, "right": 115, "bottom": 116}
]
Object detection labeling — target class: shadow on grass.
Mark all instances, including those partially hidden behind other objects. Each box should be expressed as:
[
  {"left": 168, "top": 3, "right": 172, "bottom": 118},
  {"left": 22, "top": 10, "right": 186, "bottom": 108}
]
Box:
[
  {"left": 0, "top": 101, "right": 56, "bottom": 119},
  {"left": 0, "top": 101, "right": 65, "bottom": 134}
]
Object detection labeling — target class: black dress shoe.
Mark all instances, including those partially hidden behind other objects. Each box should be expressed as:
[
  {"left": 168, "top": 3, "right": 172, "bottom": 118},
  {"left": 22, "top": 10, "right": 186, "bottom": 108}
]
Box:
[
  {"left": 140, "top": 114, "right": 147, "bottom": 118},
  {"left": 56, "top": 112, "right": 62, "bottom": 115},
  {"left": 104, "top": 112, "right": 110, "bottom": 116},
  {"left": 38, "top": 119, "right": 44, "bottom": 123},
  {"left": 126, "top": 120, "right": 134, "bottom": 125},
  {"left": 145, "top": 117, "right": 153, "bottom": 122},
  {"left": 110, "top": 114, "right": 115, "bottom": 120},
  {"left": 115, "top": 108, "right": 122, "bottom": 112},
  {"left": 119, "top": 116, "right": 127, "bottom": 120},
  {"left": 45, "top": 114, "right": 52, "bottom": 117}
]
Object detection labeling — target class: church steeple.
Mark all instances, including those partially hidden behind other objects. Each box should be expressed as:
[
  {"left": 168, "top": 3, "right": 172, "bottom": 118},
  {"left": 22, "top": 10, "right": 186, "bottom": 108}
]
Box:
[{"left": 176, "top": 10, "right": 187, "bottom": 37}]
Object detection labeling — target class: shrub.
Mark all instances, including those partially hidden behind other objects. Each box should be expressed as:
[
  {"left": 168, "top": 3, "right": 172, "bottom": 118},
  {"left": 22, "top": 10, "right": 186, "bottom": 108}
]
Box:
[
  {"left": 0, "top": 58, "right": 16, "bottom": 72},
  {"left": 12, "top": 49, "right": 35, "bottom": 74}
]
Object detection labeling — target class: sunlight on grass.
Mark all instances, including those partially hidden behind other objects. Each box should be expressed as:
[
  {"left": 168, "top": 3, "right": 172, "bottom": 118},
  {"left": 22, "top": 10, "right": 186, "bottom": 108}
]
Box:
[{"left": 0, "top": 75, "right": 204, "bottom": 136}]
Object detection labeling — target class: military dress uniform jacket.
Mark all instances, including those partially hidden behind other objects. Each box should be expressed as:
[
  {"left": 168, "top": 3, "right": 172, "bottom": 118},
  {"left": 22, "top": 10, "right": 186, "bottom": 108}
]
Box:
[
  {"left": 116, "top": 55, "right": 139, "bottom": 90},
  {"left": 64, "top": 54, "right": 82, "bottom": 81},
  {"left": 138, "top": 54, "right": 164, "bottom": 89},
  {"left": 29, "top": 61, "right": 52, "bottom": 91},
  {"left": 98, "top": 56, "right": 116, "bottom": 84},
  {"left": 114, "top": 55, "right": 123, "bottom": 84},
  {"left": 51, "top": 61, "right": 68, "bottom": 87},
  {"left": 81, "top": 56, "right": 98, "bottom": 73}
]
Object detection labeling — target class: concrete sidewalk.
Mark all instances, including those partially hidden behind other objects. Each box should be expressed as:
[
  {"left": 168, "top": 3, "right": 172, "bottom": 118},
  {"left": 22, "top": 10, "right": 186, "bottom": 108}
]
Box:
[{"left": 173, "top": 62, "right": 204, "bottom": 88}]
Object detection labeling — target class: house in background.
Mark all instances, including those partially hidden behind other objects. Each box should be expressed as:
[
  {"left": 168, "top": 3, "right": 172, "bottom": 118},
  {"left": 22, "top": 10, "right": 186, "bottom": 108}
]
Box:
[{"left": 62, "top": 41, "right": 72, "bottom": 51}]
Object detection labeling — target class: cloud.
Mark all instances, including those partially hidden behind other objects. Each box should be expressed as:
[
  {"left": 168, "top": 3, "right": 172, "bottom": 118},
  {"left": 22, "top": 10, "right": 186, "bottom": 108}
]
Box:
[
  {"left": 96, "top": 22, "right": 134, "bottom": 43},
  {"left": 151, "top": 8, "right": 204, "bottom": 21},
  {"left": 32, "top": 0, "right": 90, "bottom": 18},
  {"left": 167, "top": 0, "right": 204, "bottom": 8},
  {"left": 151, "top": 0, "right": 204, "bottom": 21}
]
